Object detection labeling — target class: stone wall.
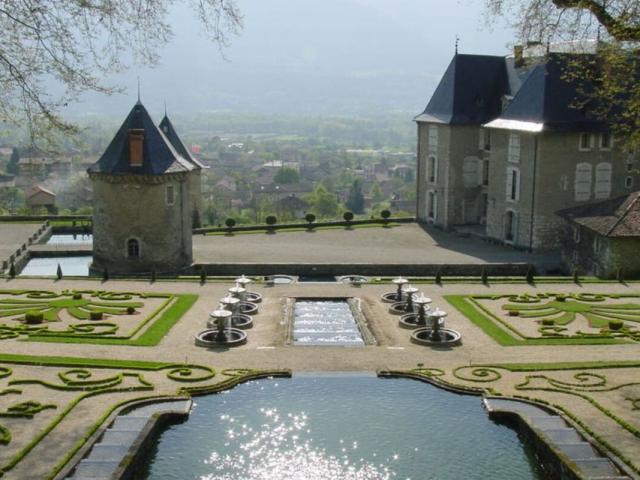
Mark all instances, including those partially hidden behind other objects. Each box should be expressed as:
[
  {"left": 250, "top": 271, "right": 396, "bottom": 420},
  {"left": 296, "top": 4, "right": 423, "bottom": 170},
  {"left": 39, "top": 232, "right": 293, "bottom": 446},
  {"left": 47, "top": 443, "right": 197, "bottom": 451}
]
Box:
[{"left": 91, "top": 174, "right": 192, "bottom": 274}]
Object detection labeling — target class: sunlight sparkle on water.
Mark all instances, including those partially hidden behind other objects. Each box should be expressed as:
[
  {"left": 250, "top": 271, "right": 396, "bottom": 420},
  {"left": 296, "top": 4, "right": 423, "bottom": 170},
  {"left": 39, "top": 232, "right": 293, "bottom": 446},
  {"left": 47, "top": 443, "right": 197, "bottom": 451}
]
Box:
[{"left": 200, "top": 409, "right": 394, "bottom": 480}]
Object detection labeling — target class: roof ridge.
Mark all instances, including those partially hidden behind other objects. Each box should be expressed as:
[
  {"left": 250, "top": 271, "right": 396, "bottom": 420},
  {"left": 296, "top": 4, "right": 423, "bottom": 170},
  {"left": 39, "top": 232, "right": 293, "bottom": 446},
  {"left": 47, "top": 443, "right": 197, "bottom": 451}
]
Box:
[{"left": 605, "top": 192, "right": 640, "bottom": 237}]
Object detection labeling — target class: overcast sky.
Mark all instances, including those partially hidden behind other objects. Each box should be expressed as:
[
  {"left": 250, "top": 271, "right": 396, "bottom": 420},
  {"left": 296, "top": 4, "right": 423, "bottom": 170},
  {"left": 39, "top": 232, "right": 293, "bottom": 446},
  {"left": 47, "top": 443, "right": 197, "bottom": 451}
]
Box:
[{"left": 73, "top": 0, "right": 516, "bottom": 117}]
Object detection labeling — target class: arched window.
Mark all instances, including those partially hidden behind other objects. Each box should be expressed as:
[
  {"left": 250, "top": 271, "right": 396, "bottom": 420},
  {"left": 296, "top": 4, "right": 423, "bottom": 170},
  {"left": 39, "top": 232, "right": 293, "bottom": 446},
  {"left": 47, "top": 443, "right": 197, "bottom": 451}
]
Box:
[{"left": 127, "top": 238, "right": 140, "bottom": 258}]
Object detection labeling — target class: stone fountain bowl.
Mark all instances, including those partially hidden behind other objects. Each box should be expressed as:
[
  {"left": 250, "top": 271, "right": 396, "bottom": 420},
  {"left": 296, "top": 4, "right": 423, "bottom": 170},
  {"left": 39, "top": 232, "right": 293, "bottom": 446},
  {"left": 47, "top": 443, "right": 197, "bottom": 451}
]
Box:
[
  {"left": 336, "top": 275, "right": 369, "bottom": 285},
  {"left": 398, "top": 313, "right": 440, "bottom": 329},
  {"left": 381, "top": 291, "right": 405, "bottom": 303},
  {"left": 389, "top": 301, "right": 419, "bottom": 315},
  {"left": 195, "top": 328, "right": 247, "bottom": 348},
  {"left": 207, "top": 314, "right": 253, "bottom": 330},
  {"left": 265, "top": 274, "right": 297, "bottom": 285},
  {"left": 410, "top": 328, "right": 461, "bottom": 347},
  {"left": 238, "top": 302, "right": 259, "bottom": 315},
  {"left": 244, "top": 292, "right": 262, "bottom": 303}
]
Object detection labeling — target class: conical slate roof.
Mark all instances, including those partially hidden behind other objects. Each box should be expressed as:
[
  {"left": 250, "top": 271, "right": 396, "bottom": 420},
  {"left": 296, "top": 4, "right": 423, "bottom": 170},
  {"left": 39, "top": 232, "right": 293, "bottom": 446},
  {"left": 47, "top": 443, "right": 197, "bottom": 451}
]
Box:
[
  {"left": 159, "top": 115, "right": 205, "bottom": 169},
  {"left": 87, "top": 101, "right": 194, "bottom": 175}
]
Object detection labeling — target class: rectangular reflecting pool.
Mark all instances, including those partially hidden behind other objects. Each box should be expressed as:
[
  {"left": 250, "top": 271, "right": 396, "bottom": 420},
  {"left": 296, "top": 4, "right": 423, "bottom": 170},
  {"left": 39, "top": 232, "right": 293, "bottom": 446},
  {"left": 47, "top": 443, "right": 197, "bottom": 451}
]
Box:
[
  {"left": 19, "top": 256, "right": 92, "bottom": 276},
  {"left": 293, "top": 300, "right": 365, "bottom": 346},
  {"left": 46, "top": 234, "right": 93, "bottom": 245},
  {"left": 141, "top": 375, "right": 543, "bottom": 480}
]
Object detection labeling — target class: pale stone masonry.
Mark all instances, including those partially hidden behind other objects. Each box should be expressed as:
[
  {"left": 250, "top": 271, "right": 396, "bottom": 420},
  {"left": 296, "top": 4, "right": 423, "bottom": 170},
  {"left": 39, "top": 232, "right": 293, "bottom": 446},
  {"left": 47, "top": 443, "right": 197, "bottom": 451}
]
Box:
[{"left": 415, "top": 46, "right": 640, "bottom": 257}]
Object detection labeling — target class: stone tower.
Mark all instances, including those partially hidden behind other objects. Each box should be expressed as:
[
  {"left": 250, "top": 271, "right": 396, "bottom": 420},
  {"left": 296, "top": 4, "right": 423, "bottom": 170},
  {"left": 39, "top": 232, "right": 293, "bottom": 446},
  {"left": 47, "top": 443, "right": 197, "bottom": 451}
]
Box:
[
  {"left": 88, "top": 101, "right": 194, "bottom": 274},
  {"left": 159, "top": 114, "right": 205, "bottom": 225}
]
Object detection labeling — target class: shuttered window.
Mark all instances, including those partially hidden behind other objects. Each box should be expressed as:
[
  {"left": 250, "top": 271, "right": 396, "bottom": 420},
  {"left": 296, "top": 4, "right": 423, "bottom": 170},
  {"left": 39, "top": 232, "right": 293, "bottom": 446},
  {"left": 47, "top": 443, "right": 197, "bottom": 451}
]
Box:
[
  {"left": 508, "top": 133, "right": 520, "bottom": 163},
  {"left": 574, "top": 163, "right": 592, "bottom": 201},
  {"left": 428, "top": 125, "right": 438, "bottom": 152},
  {"left": 594, "top": 162, "right": 612, "bottom": 199},
  {"left": 506, "top": 166, "right": 520, "bottom": 202}
]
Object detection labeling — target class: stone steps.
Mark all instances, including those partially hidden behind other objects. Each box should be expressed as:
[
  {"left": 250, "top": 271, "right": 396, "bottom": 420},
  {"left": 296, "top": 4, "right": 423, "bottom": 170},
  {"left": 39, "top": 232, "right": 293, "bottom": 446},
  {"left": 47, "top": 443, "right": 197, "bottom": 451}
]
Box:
[
  {"left": 66, "top": 400, "right": 191, "bottom": 480},
  {"left": 484, "top": 398, "right": 631, "bottom": 480}
]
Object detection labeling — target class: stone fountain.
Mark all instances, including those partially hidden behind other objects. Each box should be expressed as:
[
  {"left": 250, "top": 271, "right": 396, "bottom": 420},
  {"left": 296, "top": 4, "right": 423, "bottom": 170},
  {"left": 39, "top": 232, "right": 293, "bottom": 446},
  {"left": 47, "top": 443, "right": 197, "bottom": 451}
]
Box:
[
  {"left": 382, "top": 276, "right": 408, "bottom": 303},
  {"left": 217, "top": 295, "right": 253, "bottom": 329},
  {"left": 389, "top": 285, "right": 420, "bottom": 314},
  {"left": 228, "top": 285, "right": 259, "bottom": 315},
  {"left": 399, "top": 294, "right": 432, "bottom": 328},
  {"left": 235, "top": 275, "right": 263, "bottom": 303},
  {"left": 196, "top": 308, "right": 247, "bottom": 347},
  {"left": 410, "top": 309, "right": 461, "bottom": 346}
]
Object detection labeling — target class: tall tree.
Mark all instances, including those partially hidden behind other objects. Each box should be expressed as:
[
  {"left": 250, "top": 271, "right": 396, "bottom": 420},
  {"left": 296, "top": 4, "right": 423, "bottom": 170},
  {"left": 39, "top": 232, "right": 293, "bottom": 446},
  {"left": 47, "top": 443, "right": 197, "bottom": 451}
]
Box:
[
  {"left": 0, "top": 1, "right": 242, "bottom": 144},
  {"left": 486, "top": 0, "right": 640, "bottom": 148},
  {"left": 7, "top": 148, "right": 19, "bottom": 175},
  {"left": 345, "top": 179, "right": 365, "bottom": 214}
]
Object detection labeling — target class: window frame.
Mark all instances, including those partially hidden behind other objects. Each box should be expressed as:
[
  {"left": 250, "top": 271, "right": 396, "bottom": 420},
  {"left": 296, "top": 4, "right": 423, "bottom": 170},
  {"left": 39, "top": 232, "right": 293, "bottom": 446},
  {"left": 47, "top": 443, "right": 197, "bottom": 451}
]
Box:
[
  {"left": 427, "top": 155, "right": 437, "bottom": 184},
  {"left": 579, "top": 132, "right": 594, "bottom": 151},
  {"left": 126, "top": 237, "right": 141, "bottom": 259},
  {"left": 599, "top": 132, "right": 612, "bottom": 150},
  {"left": 506, "top": 166, "right": 520, "bottom": 202},
  {"left": 427, "top": 190, "right": 437, "bottom": 221},
  {"left": 504, "top": 209, "right": 517, "bottom": 244},
  {"left": 508, "top": 133, "right": 520, "bottom": 163}
]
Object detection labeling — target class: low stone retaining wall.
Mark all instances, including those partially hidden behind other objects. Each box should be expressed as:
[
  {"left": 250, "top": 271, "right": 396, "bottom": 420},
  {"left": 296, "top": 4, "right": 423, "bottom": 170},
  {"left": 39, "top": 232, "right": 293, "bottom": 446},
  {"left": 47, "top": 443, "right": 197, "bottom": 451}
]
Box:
[{"left": 191, "top": 262, "right": 530, "bottom": 277}]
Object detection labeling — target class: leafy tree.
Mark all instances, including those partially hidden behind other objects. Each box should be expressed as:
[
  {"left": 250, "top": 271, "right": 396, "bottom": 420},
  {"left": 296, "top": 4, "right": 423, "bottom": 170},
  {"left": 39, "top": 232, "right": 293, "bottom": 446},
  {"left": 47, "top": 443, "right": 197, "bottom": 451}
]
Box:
[
  {"left": 7, "top": 148, "right": 19, "bottom": 175},
  {"left": 345, "top": 179, "right": 365, "bottom": 214},
  {"left": 370, "top": 182, "right": 386, "bottom": 203},
  {"left": 486, "top": 0, "right": 640, "bottom": 148},
  {"left": 305, "top": 185, "right": 339, "bottom": 218},
  {"left": 274, "top": 167, "right": 300, "bottom": 184},
  {"left": 0, "top": 1, "right": 242, "bottom": 143}
]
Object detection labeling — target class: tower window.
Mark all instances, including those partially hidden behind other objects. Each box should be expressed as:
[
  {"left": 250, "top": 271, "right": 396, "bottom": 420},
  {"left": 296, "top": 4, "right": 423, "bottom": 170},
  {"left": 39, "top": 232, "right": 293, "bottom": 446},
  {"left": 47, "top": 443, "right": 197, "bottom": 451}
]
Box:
[
  {"left": 127, "top": 238, "right": 140, "bottom": 258},
  {"left": 428, "top": 156, "right": 437, "bottom": 183},
  {"left": 166, "top": 185, "right": 175, "bottom": 205}
]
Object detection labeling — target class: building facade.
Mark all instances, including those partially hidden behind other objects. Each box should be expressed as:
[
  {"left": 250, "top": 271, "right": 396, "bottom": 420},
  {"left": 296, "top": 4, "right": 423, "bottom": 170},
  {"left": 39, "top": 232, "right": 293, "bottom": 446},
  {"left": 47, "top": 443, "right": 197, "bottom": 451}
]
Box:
[
  {"left": 416, "top": 48, "right": 640, "bottom": 254},
  {"left": 88, "top": 101, "right": 196, "bottom": 274}
]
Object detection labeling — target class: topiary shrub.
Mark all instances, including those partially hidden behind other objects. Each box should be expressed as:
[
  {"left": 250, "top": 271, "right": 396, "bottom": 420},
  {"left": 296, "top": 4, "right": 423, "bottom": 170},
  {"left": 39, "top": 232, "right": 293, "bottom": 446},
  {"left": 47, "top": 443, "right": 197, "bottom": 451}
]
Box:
[
  {"left": 435, "top": 270, "right": 442, "bottom": 285},
  {"left": 508, "top": 310, "right": 519, "bottom": 317},
  {"left": 200, "top": 268, "right": 207, "bottom": 284},
  {"left": 555, "top": 294, "right": 567, "bottom": 302},
  {"left": 380, "top": 209, "right": 391, "bottom": 224},
  {"left": 126, "top": 306, "right": 136, "bottom": 315},
  {"left": 8, "top": 263, "right": 15, "bottom": 278},
  {"left": 102, "top": 268, "right": 109, "bottom": 282},
  {"left": 526, "top": 266, "right": 534, "bottom": 284},
  {"left": 542, "top": 318, "right": 555, "bottom": 326},
  {"left": 24, "top": 311, "right": 43, "bottom": 324},
  {"left": 72, "top": 293, "right": 82, "bottom": 300},
  {"left": 225, "top": 218, "right": 236, "bottom": 229},
  {"left": 151, "top": 269, "right": 157, "bottom": 283},
  {"left": 56, "top": 263, "right": 62, "bottom": 280},
  {"left": 617, "top": 268, "right": 624, "bottom": 283},
  {"left": 573, "top": 269, "right": 580, "bottom": 284},
  {"left": 265, "top": 215, "right": 277, "bottom": 227},
  {"left": 608, "top": 319, "right": 623, "bottom": 331},
  {"left": 481, "top": 267, "right": 488, "bottom": 285},
  {"left": 89, "top": 311, "right": 103, "bottom": 320},
  {"left": 305, "top": 213, "right": 316, "bottom": 225},
  {"left": 343, "top": 211, "right": 354, "bottom": 223}
]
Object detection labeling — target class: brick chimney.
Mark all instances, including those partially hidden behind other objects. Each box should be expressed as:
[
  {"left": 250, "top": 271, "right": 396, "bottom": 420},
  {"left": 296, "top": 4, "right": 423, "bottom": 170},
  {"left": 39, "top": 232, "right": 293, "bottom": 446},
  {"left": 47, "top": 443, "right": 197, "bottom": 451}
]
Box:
[
  {"left": 513, "top": 45, "right": 524, "bottom": 67},
  {"left": 129, "top": 129, "right": 144, "bottom": 167}
]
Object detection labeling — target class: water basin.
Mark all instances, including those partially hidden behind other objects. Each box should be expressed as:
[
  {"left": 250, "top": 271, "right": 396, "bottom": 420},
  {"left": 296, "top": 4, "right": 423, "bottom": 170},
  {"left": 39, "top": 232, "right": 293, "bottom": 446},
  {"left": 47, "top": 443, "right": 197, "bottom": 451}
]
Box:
[
  {"left": 19, "top": 256, "right": 92, "bottom": 276},
  {"left": 46, "top": 234, "right": 93, "bottom": 245},
  {"left": 293, "top": 300, "right": 364, "bottom": 346},
  {"left": 141, "top": 375, "right": 543, "bottom": 480}
]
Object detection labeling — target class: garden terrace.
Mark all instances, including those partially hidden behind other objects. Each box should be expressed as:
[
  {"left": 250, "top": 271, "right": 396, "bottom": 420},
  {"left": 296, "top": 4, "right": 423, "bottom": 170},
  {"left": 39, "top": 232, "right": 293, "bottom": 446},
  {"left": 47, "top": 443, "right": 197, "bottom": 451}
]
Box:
[{"left": 0, "top": 277, "right": 636, "bottom": 478}]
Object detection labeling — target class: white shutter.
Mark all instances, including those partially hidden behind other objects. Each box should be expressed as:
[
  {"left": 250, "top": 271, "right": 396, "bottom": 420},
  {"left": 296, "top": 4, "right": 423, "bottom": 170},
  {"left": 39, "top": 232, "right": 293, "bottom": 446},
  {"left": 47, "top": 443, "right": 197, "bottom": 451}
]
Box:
[
  {"left": 574, "top": 163, "right": 592, "bottom": 201},
  {"left": 428, "top": 126, "right": 438, "bottom": 152},
  {"left": 594, "top": 162, "right": 612, "bottom": 199},
  {"left": 508, "top": 133, "right": 520, "bottom": 163}
]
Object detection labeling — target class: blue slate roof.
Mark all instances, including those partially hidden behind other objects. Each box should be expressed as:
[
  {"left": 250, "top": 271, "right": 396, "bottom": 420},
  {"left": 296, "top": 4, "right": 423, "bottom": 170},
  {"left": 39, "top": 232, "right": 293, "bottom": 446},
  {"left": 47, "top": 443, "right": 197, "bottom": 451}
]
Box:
[
  {"left": 159, "top": 115, "right": 205, "bottom": 169},
  {"left": 415, "top": 54, "right": 512, "bottom": 125},
  {"left": 493, "top": 53, "right": 606, "bottom": 132},
  {"left": 88, "top": 102, "right": 194, "bottom": 175},
  {"left": 417, "top": 52, "right": 608, "bottom": 132}
]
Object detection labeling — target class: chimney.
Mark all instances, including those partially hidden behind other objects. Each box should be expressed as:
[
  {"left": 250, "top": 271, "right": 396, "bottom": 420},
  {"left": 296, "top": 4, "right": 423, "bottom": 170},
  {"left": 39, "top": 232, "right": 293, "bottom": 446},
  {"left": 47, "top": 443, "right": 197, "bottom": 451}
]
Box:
[
  {"left": 129, "top": 129, "right": 144, "bottom": 167},
  {"left": 513, "top": 45, "right": 524, "bottom": 67}
]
